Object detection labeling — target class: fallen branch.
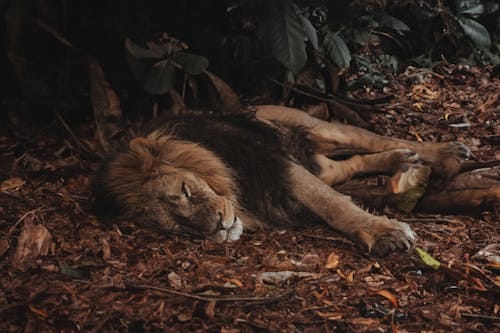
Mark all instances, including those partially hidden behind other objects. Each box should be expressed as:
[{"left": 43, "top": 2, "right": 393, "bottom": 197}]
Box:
[{"left": 126, "top": 283, "right": 293, "bottom": 303}]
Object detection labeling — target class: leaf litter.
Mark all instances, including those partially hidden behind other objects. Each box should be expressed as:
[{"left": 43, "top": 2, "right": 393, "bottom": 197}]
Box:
[{"left": 0, "top": 64, "right": 498, "bottom": 332}]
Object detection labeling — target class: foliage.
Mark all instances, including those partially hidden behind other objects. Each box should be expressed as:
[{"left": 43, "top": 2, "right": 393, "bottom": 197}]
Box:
[
  {"left": 2, "top": 0, "right": 498, "bottom": 107},
  {"left": 216, "top": 0, "right": 498, "bottom": 91},
  {"left": 125, "top": 34, "right": 208, "bottom": 95}
]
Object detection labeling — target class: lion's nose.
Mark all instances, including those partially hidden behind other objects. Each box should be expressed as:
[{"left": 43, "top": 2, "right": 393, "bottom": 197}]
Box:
[{"left": 216, "top": 212, "right": 235, "bottom": 230}]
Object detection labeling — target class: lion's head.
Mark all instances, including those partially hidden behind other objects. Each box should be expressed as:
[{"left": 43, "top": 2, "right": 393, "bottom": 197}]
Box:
[{"left": 93, "top": 131, "right": 244, "bottom": 242}]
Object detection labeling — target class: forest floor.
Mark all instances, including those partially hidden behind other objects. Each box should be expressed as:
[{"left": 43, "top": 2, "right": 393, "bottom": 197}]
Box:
[{"left": 0, "top": 64, "right": 499, "bottom": 332}]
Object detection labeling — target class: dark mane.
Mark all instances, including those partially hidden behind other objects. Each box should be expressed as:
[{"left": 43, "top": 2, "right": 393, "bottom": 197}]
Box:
[
  {"left": 164, "top": 113, "right": 318, "bottom": 227},
  {"left": 93, "top": 113, "right": 319, "bottom": 229}
]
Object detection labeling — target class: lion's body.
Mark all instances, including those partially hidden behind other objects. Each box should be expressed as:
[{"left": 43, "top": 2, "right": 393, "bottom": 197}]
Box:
[{"left": 93, "top": 105, "right": 473, "bottom": 255}]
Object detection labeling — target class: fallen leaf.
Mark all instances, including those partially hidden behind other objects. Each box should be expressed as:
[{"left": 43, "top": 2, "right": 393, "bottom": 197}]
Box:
[
  {"left": 202, "top": 71, "right": 241, "bottom": 113},
  {"left": 0, "top": 238, "right": 9, "bottom": 257},
  {"left": 325, "top": 252, "right": 339, "bottom": 270},
  {"left": 11, "top": 222, "right": 53, "bottom": 271},
  {"left": 29, "top": 305, "right": 49, "bottom": 318},
  {"left": 227, "top": 278, "right": 243, "bottom": 288},
  {"left": 315, "top": 311, "right": 342, "bottom": 320},
  {"left": 59, "top": 262, "right": 89, "bottom": 280},
  {"left": 205, "top": 300, "right": 216, "bottom": 319},
  {"left": 258, "top": 271, "right": 320, "bottom": 284},
  {"left": 176, "top": 313, "right": 192, "bottom": 322},
  {"left": 415, "top": 247, "right": 441, "bottom": 270},
  {"left": 374, "top": 289, "right": 398, "bottom": 308},
  {"left": 168, "top": 271, "right": 183, "bottom": 289},
  {"left": 348, "top": 317, "right": 379, "bottom": 326},
  {"left": 472, "top": 244, "right": 500, "bottom": 264},
  {"left": 0, "top": 177, "right": 25, "bottom": 192},
  {"left": 101, "top": 237, "right": 111, "bottom": 260}
]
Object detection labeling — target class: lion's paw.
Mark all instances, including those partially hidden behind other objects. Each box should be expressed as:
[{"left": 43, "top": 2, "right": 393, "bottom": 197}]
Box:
[
  {"left": 417, "top": 141, "right": 470, "bottom": 175},
  {"left": 355, "top": 219, "right": 416, "bottom": 256},
  {"left": 384, "top": 148, "right": 420, "bottom": 171}
]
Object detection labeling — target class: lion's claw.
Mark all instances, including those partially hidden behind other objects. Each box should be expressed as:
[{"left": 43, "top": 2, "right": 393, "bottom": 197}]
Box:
[
  {"left": 355, "top": 219, "right": 416, "bottom": 257},
  {"left": 371, "top": 228, "right": 415, "bottom": 256},
  {"left": 388, "top": 148, "right": 420, "bottom": 171},
  {"left": 445, "top": 142, "right": 471, "bottom": 160}
]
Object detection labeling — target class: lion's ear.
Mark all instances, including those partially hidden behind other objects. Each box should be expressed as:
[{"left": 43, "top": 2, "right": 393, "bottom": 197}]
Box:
[
  {"left": 129, "top": 137, "right": 161, "bottom": 157},
  {"left": 128, "top": 137, "right": 160, "bottom": 171}
]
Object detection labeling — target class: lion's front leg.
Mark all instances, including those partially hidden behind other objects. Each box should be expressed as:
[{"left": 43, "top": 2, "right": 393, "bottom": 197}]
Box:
[{"left": 287, "top": 162, "right": 416, "bottom": 255}]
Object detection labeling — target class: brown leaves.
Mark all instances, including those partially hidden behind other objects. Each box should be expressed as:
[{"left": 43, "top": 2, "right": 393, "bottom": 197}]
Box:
[
  {"left": 202, "top": 71, "right": 241, "bottom": 113},
  {"left": 89, "top": 61, "right": 124, "bottom": 152},
  {"left": 11, "top": 222, "right": 53, "bottom": 271},
  {"left": 1, "top": 63, "right": 499, "bottom": 332}
]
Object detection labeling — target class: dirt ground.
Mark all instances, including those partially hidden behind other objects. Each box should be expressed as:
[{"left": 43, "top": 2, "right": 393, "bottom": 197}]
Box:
[{"left": 0, "top": 65, "right": 499, "bottom": 332}]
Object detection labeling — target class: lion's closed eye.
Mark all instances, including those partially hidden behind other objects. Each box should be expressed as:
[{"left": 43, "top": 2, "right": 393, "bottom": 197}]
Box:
[{"left": 181, "top": 182, "right": 192, "bottom": 199}]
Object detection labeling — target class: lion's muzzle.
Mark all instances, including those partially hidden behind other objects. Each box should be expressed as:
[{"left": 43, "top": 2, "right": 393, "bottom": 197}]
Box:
[{"left": 208, "top": 217, "right": 243, "bottom": 243}]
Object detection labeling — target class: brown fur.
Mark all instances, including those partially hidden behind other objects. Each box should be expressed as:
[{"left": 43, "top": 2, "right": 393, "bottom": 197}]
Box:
[{"left": 93, "top": 106, "right": 472, "bottom": 255}]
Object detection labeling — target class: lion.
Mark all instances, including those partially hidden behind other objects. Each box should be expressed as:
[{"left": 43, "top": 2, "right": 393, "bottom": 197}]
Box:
[{"left": 92, "top": 105, "right": 471, "bottom": 255}]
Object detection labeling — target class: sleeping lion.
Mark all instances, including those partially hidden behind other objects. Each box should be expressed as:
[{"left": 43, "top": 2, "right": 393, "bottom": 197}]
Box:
[{"left": 92, "top": 105, "right": 470, "bottom": 256}]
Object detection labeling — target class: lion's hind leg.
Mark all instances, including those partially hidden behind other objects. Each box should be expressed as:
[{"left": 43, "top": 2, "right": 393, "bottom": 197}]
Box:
[
  {"left": 314, "top": 148, "right": 419, "bottom": 185},
  {"left": 255, "top": 105, "right": 470, "bottom": 175},
  {"left": 287, "top": 161, "right": 416, "bottom": 256}
]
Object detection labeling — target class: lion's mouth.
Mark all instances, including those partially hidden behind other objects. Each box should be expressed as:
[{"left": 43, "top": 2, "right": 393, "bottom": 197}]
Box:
[{"left": 208, "top": 217, "right": 243, "bottom": 243}]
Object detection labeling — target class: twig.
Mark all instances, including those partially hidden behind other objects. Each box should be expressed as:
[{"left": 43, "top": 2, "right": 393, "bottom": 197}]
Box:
[
  {"left": 459, "top": 160, "right": 500, "bottom": 173},
  {"left": 54, "top": 111, "right": 92, "bottom": 155},
  {"left": 8, "top": 205, "right": 51, "bottom": 235},
  {"left": 461, "top": 313, "right": 500, "bottom": 321},
  {"left": 301, "top": 233, "right": 354, "bottom": 246},
  {"left": 401, "top": 217, "right": 460, "bottom": 224},
  {"left": 32, "top": 19, "right": 82, "bottom": 53},
  {"left": 268, "top": 77, "right": 389, "bottom": 109},
  {"left": 126, "top": 283, "right": 293, "bottom": 303}
]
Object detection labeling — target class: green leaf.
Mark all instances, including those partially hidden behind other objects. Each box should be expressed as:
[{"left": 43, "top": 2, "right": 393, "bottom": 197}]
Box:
[
  {"left": 172, "top": 52, "right": 209, "bottom": 75},
  {"left": 324, "top": 32, "right": 351, "bottom": 68},
  {"left": 299, "top": 14, "right": 318, "bottom": 49},
  {"left": 125, "top": 38, "right": 164, "bottom": 59},
  {"left": 459, "top": 17, "right": 491, "bottom": 50},
  {"left": 459, "top": 3, "right": 485, "bottom": 16},
  {"left": 415, "top": 247, "right": 441, "bottom": 270},
  {"left": 59, "top": 262, "right": 89, "bottom": 280},
  {"left": 143, "top": 60, "right": 176, "bottom": 94},
  {"left": 379, "top": 14, "right": 410, "bottom": 34},
  {"left": 261, "top": 0, "right": 307, "bottom": 76}
]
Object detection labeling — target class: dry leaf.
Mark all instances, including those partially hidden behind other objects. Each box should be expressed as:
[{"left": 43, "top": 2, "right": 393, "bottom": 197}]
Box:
[
  {"left": 168, "top": 271, "right": 183, "bottom": 289},
  {"left": 205, "top": 300, "right": 216, "bottom": 319},
  {"left": 325, "top": 252, "right": 339, "bottom": 270},
  {"left": 101, "top": 237, "right": 111, "bottom": 260},
  {"left": 1, "top": 177, "right": 25, "bottom": 192},
  {"left": 258, "top": 271, "right": 320, "bottom": 284},
  {"left": 227, "top": 278, "right": 243, "bottom": 288},
  {"left": 374, "top": 289, "right": 398, "bottom": 308},
  {"left": 29, "top": 305, "right": 49, "bottom": 318},
  {"left": 348, "top": 317, "right": 379, "bottom": 326},
  {"left": 203, "top": 71, "right": 241, "bottom": 113},
  {"left": 0, "top": 238, "right": 10, "bottom": 257},
  {"left": 12, "top": 222, "right": 53, "bottom": 271},
  {"left": 315, "top": 311, "right": 342, "bottom": 320},
  {"left": 168, "top": 89, "right": 186, "bottom": 116}
]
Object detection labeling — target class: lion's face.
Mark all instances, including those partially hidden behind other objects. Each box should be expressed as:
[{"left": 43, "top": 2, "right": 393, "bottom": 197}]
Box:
[
  {"left": 94, "top": 132, "right": 244, "bottom": 243},
  {"left": 141, "top": 170, "right": 243, "bottom": 242}
]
